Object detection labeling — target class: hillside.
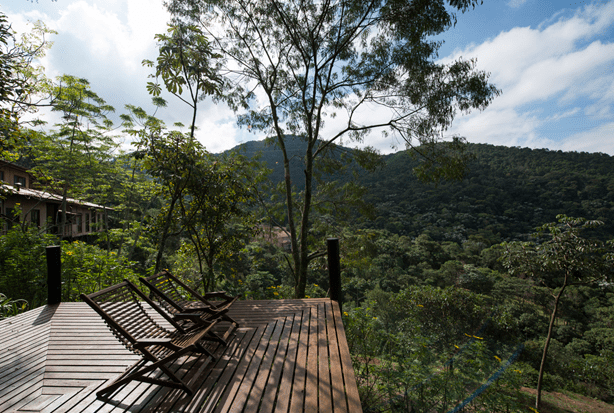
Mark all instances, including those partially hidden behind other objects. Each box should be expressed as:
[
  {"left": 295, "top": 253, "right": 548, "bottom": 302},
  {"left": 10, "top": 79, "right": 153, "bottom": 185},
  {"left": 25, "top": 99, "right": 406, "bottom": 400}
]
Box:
[
  {"left": 229, "top": 140, "right": 614, "bottom": 242},
  {"left": 363, "top": 144, "right": 614, "bottom": 242}
]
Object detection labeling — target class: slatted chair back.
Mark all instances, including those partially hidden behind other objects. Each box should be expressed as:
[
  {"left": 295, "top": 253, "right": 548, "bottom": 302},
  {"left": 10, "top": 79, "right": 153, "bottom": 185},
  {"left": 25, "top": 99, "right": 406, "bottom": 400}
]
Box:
[
  {"left": 82, "top": 280, "right": 183, "bottom": 355},
  {"left": 143, "top": 271, "right": 198, "bottom": 315}
]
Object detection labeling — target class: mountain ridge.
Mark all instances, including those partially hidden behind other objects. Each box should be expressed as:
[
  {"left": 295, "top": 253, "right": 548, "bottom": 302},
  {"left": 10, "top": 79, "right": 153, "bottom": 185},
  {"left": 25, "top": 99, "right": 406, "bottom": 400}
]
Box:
[{"left": 226, "top": 139, "right": 614, "bottom": 243}]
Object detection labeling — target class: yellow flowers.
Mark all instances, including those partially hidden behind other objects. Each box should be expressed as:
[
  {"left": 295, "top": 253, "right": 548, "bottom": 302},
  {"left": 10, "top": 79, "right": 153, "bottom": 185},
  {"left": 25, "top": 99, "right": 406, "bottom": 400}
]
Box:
[
  {"left": 373, "top": 317, "right": 377, "bottom": 320},
  {"left": 305, "top": 295, "right": 310, "bottom": 298},
  {"left": 513, "top": 369, "right": 522, "bottom": 374},
  {"left": 343, "top": 312, "right": 349, "bottom": 316},
  {"left": 473, "top": 335, "right": 483, "bottom": 340},
  {"left": 454, "top": 345, "right": 459, "bottom": 349},
  {"left": 417, "top": 304, "right": 424, "bottom": 307},
  {"left": 65, "top": 251, "right": 74, "bottom": 256},
  {"left": 273, "top": 292, "right": 279, "bottom": 296},
  {"left": 529, "top": 407, "right": 539, "bottom": 413},
  {"left": 494, "top": 355, "right": 502, "bottom": 362}
]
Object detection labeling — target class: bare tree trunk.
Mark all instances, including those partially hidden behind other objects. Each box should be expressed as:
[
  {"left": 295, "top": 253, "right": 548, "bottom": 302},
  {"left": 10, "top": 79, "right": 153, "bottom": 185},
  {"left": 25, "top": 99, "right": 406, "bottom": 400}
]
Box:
[
  {"left": 536, "top": 276, "right": 568, "bottom": 410},
  {"left": 154, "top": 194, "right": 179, "bottom": 273}
]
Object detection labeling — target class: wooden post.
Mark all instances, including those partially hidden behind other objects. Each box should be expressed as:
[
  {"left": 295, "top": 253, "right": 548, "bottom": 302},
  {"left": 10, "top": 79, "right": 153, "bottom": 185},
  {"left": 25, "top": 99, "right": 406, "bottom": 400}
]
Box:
[
  {"left": 327, "top": 238, "right": 342, "bottom": 310},
  {"left": 46, "top": 245, "right": 61, "bottom": 305}
]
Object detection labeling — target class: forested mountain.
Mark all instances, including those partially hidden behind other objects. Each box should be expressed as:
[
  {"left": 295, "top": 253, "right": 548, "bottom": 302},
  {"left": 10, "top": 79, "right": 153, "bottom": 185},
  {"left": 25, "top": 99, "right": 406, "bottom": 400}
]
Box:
[
  {"left": 233, "top": 139, "right": 614, "bottom": 243},
  {"left": 363, "top": 144, "right": 614, "bottom": 242}
]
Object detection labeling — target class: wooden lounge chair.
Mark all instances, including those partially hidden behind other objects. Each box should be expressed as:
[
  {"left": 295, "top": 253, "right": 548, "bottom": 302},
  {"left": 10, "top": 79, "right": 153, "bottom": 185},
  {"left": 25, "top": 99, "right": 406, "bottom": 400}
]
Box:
[
  {"left": 81, "top": 280, "right": 230, "bottom": 398},
  {"left": 139, "top": 270, "right": 239, "bottom": 333}
]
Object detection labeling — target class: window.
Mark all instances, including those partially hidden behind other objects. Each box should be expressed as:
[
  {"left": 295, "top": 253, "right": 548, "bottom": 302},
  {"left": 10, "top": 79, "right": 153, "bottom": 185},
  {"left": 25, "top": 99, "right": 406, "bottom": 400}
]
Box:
[
  {"left": 85, "top": 213, "right": 90, "bottom": 232},
  {"left": 0, "top": 171, "right": 4, "bottom": 182},
  {"left": 31, "top": 209, "right": 40, "bottom": 227},
  {"left": 14, "top": 175, "right": 26, "bottom": 187}
]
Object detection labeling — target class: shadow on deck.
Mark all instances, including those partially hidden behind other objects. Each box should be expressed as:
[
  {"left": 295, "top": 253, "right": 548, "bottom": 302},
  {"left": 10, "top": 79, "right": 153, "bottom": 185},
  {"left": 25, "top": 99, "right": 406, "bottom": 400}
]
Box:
[{"left": 0, "top": 299, "right": 362, "bottom": 413}]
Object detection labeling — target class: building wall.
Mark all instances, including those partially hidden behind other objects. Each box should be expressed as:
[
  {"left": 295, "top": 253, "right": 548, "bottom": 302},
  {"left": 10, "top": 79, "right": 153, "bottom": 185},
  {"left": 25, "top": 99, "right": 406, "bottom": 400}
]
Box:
[
  {"left": 0, "top": 163, "right": 31, "bottom": 188},
  {"left": 1, "top": 163, "right": 105, "bottom": 236},
  {"left": 1, "top": 194, "right": 105, "bottom": 236}
]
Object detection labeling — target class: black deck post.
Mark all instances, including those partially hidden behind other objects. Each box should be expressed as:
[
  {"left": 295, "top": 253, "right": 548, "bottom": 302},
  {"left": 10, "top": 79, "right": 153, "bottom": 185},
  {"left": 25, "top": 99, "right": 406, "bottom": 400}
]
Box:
[
  {"left": 327, "top": 238, "right": 342, "bottom": 310},
  {"left": 46, "top": 245, "right": 61, "bottom": 305}
]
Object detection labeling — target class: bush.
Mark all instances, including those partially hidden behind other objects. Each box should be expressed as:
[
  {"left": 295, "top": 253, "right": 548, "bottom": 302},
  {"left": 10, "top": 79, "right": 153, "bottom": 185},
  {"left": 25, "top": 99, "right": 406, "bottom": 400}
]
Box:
[
  {"left": 0, "top": 293, "right": 28, "bottom": 319},
  {"left": 0, "top": 225, "right": 56, "bottom": 306},
  {"left": 60, "top": 240, "right": 139, "bottom": 301}
]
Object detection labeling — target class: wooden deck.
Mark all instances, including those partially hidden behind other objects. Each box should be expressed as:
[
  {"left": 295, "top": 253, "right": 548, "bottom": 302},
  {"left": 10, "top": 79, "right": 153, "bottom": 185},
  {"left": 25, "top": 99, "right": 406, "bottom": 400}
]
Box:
[{"left": 0, "top": 299, "right": 362, "bottom": 413}]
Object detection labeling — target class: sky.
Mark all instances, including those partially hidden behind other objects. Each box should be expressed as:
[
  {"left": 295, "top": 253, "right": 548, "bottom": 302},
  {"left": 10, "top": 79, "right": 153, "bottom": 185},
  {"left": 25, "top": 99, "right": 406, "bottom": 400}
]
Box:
[{"left": 3, "top": 0, "right": 614, "bottom": 155}]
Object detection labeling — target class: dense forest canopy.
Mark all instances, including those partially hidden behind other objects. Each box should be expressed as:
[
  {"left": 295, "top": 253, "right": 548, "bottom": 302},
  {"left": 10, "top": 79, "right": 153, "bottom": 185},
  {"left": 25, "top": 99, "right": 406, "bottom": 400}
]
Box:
[{"left": 235, "top": 138, "right": 614, "bottom": 242}]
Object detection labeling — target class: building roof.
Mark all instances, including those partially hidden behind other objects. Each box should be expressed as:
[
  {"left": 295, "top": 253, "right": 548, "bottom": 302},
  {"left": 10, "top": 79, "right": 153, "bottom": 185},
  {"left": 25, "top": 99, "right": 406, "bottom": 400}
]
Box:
[{"left": 1, "top": 183, "right": 108, "bottom": 210}]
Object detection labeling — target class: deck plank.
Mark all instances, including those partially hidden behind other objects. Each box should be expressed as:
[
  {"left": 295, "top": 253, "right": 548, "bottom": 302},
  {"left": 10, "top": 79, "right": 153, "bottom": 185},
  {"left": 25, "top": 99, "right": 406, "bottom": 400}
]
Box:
[
  {"left": 259, "top": 314, "right": 294, "bottom": 413},
  {"left": 327, "top": 301, "right": 349, "bottom": 413},
  {"left": 211, "top": 325, "right": 268, "bottom": 413},
  {"left": 304, "top": 305, "right": 319, "bottom": 412},
  {"left": 271, "top": 309, "right": 303, "bottom": 413},
  {"left": 0, "top": 299, "right": 362, "bottom": 412},
  {"left": 219, "top": 321, "right": 277, "bottom": 412},
  {"left": 288, "top": 307, "right": 310, "bottom": 413},
  {"left": 194, "top": 328, "right": 256, "bottom": 413},
  {"left": 318, "top": 303, "right": 333, "bottom": 412}
]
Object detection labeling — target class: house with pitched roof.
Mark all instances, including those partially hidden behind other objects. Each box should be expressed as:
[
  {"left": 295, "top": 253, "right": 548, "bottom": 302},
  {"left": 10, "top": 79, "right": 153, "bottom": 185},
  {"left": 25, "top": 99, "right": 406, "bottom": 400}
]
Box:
[{"left": 0, "top": 160, "right": 107, "bottom": 237}]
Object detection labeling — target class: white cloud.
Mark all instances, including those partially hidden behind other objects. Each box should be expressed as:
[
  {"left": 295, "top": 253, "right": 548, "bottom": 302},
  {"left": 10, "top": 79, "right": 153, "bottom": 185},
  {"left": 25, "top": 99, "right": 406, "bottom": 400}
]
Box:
[
  {"left": 5, "top": 0, "right": 170, "bottom": 130},
  {"left": 447, "top": 1, "right": 614, "bottom": 153},
  {"left": 558, "top": 122, "right": 614, "bottom": 154},
  {"left": 4, "top": 0, "right": 614, "bottom": 156}
]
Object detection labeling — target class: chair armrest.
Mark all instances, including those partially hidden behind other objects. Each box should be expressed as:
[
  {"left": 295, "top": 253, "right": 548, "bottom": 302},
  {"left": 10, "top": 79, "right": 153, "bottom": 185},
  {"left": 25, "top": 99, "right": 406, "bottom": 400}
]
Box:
[
  {"left": 134, "top": 338, "right": 181, "bottom": 352},
  {"left": 203, "top": 291, "right": 236, "bottom": 300},
  {"left": 173, "top": 313, "right": 215, "bottom": 322},
  {"left": 182, "top": 305, "right": 211, "bottom": 312}
]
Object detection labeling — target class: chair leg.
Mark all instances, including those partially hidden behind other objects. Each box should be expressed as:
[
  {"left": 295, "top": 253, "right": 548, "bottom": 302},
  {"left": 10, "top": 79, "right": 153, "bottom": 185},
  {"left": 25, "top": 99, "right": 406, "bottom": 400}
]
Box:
[{"left": 96, "top": 348, "right": 196, "bottom": 398}]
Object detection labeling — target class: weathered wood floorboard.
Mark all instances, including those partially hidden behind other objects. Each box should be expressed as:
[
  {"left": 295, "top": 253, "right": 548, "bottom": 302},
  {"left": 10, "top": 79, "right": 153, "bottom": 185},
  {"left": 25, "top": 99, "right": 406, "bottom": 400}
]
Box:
[{"left": 0, "top": 299, "right": 362, "bottom": 412}]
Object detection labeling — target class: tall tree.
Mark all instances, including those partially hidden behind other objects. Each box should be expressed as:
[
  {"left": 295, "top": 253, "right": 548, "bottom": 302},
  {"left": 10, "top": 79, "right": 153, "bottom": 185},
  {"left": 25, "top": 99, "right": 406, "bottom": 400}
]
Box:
[
  {"left": 0, "top": 12, "right": 55, "bottom": 161},
  {"left": 32, "top": 75, "right": 116, "bottom": 238},
  {"left": 501, "top": 215, "right": 614, "bottom": 410},
  {"left": 140, "top": 23, "right": 222, "bottom": 272},
  {"left": 166, "top": 0, "right": 499, "bottom": 297}
]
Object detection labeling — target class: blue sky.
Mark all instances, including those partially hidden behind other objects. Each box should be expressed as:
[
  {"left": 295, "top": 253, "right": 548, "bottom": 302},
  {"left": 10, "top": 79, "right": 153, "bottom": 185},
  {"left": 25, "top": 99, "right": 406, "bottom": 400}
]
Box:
[{"left": 4, "top": 0, "right": 614, "bottom": 154}]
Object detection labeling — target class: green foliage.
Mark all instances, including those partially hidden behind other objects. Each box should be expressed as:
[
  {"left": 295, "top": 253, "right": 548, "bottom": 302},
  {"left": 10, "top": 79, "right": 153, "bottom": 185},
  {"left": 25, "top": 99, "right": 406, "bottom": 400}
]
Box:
[
  {"left": 143, "top": 23, "right": 221, "bottom": 139},
  {"left": 0, "top": 225, "right": 140, "bottom": 305},
  {"left": 60, "top": 240, "right": 139, "bottom": 302},
  {"left": 29, "top": 75, "right": 118, "bottom": 238},
  {"left": 361, "top": 144, "right": 614, "bottom": 241},
  {"left": 178, "top": 151, "right": 264, "bottom": 291},
  {"left": 344, "top": 293, "right": 526, "bottom": 412},
  {"left": 501, "top": 215, "right": 614, "bottom": 409},
  {"left": 0, "top": 293, "right": 28, "bottom": 320},
  {"left": 0, "top": 225, "right": 56, "bottom": 307},
  {"left": 0, "top": 12, "right": 55, "bottom": 161}
]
